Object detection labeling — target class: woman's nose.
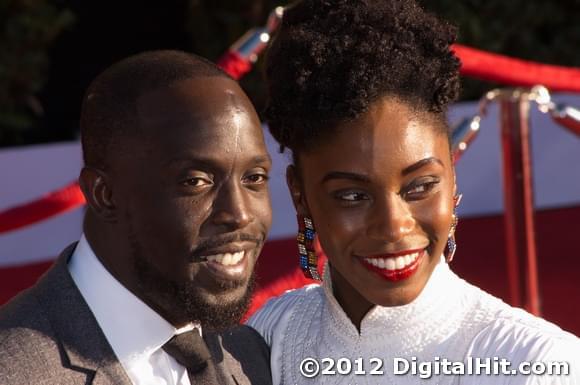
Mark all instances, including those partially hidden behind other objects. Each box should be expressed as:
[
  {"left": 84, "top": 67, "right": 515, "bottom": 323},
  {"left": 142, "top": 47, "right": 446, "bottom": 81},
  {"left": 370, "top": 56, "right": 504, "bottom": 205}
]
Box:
[{"left": 366, "top": 194, "right": 415, "bottom": 243}]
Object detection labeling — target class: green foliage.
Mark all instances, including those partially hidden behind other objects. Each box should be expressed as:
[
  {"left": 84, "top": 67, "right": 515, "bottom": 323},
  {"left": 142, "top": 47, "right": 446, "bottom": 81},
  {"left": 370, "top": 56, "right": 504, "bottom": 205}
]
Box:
[
  {"left": 423, "top": 0, "right": 580, "bottom": 100},
  {"left": 184, "top": 0, "right": 580, "bottom": 112},
  {"left": 0, "top": 0, "right": 74, "bottom": 145}
]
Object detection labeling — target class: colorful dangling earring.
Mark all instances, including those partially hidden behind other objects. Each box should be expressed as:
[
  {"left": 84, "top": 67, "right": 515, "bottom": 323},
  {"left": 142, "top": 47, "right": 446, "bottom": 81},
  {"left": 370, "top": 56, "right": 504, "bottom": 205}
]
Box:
[
  {"left": 445, "top": 194, "right": 462, "bottom": 263},
  {"left": 297, "top": 215, "right": 321, "bottom": 280}
]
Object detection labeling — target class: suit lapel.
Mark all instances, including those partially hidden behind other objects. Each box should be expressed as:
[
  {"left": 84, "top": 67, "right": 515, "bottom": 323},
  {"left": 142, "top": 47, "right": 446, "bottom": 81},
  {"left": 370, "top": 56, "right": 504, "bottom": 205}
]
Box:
[{"left": 33, "top": 244, "right": 133, "bottom": 385}]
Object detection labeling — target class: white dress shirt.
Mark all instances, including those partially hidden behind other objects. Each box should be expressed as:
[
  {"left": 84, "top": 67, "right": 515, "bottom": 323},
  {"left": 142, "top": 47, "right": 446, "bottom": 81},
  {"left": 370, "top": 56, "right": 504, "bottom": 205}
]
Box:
[
  {"left": 68, "top": 234, "right": 199, "bottom": 385},
  {"left": 248, "top": 257, "right": 580, "bottom": 385}
]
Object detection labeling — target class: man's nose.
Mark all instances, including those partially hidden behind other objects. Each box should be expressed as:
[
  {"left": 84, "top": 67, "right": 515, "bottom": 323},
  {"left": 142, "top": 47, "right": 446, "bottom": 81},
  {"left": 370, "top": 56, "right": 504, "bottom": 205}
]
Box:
[
  {"left": 210, "top": 182, "right": 253, "bottom": 230},
  {"left": 366, "top": 194, "right": 415, "bottom": 243}
]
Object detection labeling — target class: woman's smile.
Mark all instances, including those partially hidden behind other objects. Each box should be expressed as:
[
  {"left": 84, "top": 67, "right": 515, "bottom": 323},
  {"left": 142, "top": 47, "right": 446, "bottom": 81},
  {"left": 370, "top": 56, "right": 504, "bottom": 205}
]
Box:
[{"left": 357, "top": 247, "right": 427, "bottom": 282}]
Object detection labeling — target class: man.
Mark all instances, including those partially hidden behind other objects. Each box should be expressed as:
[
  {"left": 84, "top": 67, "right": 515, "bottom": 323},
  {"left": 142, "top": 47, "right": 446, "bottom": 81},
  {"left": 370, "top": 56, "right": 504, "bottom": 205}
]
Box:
[{"left": 0, "top": 51, "right": 273, "bottom": 385}]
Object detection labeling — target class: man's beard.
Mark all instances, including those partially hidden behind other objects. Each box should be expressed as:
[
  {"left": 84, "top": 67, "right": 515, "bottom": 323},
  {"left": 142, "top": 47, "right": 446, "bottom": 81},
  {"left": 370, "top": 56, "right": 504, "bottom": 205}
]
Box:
[
  {"left": 127, "top": 228, "right": 254, "bottom": 331},
  {"left": 178, "top": 271, "right": 255, "bottom": 331},
  {"left": 133, "top": 254, "right": 255, "bottom": 331}
]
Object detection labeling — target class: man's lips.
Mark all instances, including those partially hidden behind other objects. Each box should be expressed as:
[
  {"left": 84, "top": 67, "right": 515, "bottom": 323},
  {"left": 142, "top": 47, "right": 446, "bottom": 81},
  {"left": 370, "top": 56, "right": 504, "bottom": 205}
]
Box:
[
  {"left": 204, "top": 250, "right": 250, "bottom": 281},
  {"left": 193, "top": 242, "right": 259, "bottom": 281},
  {"left": 358, "top": 248, "right": 426, "bottom": 282},
  {"left": 191, "top": 241, "right": 259, "bottom": 262}
]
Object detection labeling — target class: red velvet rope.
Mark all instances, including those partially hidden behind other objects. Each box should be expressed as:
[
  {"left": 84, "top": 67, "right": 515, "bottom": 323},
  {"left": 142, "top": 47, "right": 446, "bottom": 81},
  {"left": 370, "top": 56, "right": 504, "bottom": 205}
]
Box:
[
  {"left": 2, "top": 45, "right": 580, "bottom": 234},
  {"left": 0, "top": 182, "right": 85, "bottom": 234},
  {"left": 217, "top": 51, "right": 253, "bottom": 80},
  {"left": 454, "top": 44, "right": 580, "bottom": 92}
]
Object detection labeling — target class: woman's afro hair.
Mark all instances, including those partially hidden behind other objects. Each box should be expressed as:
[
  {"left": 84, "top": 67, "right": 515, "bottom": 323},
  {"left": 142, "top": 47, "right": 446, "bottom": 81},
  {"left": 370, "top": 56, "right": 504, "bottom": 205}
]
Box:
[{"left": 265, "top": 0, "right": 461, "bottom": 152}]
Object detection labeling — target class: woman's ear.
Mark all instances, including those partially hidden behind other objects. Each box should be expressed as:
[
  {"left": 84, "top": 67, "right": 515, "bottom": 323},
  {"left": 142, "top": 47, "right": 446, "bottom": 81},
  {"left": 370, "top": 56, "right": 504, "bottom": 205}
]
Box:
[
  {"left": 286, "top": 164, "right": 310, "bottom": 217},
  {"left": 79, "top": 167, "right": 117, "bottom": 223}
]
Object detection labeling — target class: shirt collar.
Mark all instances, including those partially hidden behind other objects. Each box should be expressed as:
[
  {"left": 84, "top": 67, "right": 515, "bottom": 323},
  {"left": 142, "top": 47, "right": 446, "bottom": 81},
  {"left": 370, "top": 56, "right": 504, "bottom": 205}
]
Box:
[
  {"left": 321, "top": 255, "right": 459, "bottom": 339},
  {"left": 68, "top": 234, "right": 197, "bottom": 365}
]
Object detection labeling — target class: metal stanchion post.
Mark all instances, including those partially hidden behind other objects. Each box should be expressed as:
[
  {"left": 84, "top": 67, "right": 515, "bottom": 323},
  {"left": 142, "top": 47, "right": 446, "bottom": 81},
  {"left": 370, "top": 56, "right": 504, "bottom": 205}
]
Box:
[
  {"left": 451, "top": 85, "right": 579, "bottom": 315},
  {"left": 499, "top": 91, "right": 541, "bottom": 315}
]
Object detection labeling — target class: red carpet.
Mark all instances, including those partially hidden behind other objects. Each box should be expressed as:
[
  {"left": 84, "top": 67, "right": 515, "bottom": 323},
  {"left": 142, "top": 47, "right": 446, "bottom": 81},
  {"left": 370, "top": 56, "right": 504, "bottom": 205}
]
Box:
[{"left": 1, "top": 205, "right": 579, "bottom": 335}]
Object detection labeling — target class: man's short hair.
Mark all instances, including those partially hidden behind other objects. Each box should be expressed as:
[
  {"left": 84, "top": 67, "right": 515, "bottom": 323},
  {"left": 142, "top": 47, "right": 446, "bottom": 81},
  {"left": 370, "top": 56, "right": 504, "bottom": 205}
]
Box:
[{"left": 80, "top": 50, "right": 232, "bottom": 168}]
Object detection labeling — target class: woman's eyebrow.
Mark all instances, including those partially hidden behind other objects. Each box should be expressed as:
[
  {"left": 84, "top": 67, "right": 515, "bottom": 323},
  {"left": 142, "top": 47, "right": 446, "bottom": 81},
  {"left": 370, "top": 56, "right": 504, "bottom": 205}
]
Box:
[
  {"left": 321, "top": 171, "right": 371, "bottom": 184},
  {"left": 402, "top": 157, "right": 443, "bottom": 176}
]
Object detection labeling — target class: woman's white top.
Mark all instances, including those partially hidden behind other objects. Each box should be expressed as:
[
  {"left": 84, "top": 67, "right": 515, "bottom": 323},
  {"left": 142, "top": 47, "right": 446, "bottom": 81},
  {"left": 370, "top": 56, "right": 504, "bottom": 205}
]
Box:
[{"left": 248, "top": 258, "right": 580, "bottom": 384}]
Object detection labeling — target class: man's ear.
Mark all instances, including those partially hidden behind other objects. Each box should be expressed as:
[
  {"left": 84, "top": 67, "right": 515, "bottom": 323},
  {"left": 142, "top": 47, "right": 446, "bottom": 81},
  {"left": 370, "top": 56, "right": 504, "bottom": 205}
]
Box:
[
  {"left": 79, "top": 166, "right": 117, "bottom": 222},
  {"left": 286, "top": 165, "right": 310, "bottom": 217}
]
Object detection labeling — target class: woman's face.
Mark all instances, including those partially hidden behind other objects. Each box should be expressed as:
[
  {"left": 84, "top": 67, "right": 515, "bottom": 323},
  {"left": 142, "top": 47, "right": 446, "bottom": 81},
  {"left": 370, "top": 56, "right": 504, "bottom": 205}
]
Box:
[{"left": 289, "top": 97, "right": 455, "bottom": 317}]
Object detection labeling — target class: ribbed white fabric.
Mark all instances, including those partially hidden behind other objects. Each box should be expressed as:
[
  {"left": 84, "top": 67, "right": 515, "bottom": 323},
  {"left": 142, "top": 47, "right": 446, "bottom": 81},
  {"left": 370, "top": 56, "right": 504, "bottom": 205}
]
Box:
[{"left": 248, "top": 258, "right": 580, "bottom": 385}]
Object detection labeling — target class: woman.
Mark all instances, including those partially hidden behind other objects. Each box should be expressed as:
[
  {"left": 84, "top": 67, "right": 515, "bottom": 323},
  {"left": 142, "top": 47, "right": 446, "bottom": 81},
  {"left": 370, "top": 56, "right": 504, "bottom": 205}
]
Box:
[{"left": 248, "top": 0, "right": 580, "bottom": 384}]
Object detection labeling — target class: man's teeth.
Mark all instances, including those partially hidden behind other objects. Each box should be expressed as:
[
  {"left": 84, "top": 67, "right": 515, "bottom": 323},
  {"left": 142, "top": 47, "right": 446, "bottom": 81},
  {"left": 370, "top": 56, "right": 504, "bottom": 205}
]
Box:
[
  {"left": 204, "top": 251, "right": 245, "bottom": 266},
  {"left": 364, "top": 251, "right": 420, "bottom": 271}
]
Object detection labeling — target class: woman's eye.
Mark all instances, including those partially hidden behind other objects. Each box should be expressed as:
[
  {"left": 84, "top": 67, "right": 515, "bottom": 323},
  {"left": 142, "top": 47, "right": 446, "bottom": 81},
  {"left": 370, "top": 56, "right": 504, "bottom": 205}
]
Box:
[
  {"left": 408, "top": 184, "right": 429, "bottom": 194},
  {"left": 336, "top": 191, "right": 369, "bottom": 202},
  {"left": 405, "top": 180, "right": 439, "bottom": 198}
]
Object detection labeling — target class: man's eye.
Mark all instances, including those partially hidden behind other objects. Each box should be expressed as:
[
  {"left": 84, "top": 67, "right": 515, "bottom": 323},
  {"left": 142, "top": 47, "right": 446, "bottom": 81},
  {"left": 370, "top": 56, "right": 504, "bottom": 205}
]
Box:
[
  {"left": 183, "top": 177, "right": 212, "bottom": 188},
  {"left": 243, "top": 173, "right": 269, "bottom": 184}
]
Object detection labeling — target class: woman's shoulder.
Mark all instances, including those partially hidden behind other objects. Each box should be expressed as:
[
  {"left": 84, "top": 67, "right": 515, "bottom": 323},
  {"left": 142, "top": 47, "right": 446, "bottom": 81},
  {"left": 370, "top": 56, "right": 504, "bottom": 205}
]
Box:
[
  {"left": 253, "top": 282, "right": 325, "bottom": 315},
  {"left": 461, "top": 311, "right": 580, "bottom": 384},
  {"left": 452, "top": 274, "right": 580, "bottom": 373},
  {"left": 466, "top": 304, "right": 580, "bottom": 370},
  {"left": 246, "top": 283, "right": 324, "bottom": 346}
]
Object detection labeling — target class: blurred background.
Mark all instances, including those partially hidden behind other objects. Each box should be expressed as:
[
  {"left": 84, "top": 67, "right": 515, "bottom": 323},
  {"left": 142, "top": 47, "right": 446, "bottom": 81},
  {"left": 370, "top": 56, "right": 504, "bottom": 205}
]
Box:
[
  {"left": 1, "top": 0, "right": 579, "bottom": 334},
  {"left": 2, "top": 0, "right": 580, "bottom": 147}
]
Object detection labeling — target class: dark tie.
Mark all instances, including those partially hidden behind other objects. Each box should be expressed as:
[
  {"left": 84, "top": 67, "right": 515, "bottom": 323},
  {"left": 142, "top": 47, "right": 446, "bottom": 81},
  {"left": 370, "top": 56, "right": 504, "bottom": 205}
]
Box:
[{"left": 162, "top": 329, "right": 225, "bottom": 385}]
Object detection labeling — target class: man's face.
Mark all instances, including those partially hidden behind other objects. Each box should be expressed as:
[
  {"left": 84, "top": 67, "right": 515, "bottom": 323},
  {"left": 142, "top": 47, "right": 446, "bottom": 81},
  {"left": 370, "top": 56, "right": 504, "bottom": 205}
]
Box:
[{"left": 109, "top": 76, "right": 272, "bottom": 328}]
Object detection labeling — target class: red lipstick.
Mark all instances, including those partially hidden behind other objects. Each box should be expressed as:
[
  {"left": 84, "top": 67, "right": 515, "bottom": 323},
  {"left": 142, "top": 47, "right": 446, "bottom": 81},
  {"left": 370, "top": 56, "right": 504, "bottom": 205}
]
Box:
[{"left": 359, "top": 249, "right": 425, "bottom": 282}]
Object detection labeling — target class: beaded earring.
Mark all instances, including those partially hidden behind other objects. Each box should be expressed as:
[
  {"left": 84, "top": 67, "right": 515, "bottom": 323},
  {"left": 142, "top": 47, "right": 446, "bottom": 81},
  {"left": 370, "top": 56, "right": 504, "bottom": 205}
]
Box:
[
  {"left": 445, "top": 194, "right": 462, "bottom": 263},
  {"left": 297, "top": 215, "right": 321, "bottom": 280}
]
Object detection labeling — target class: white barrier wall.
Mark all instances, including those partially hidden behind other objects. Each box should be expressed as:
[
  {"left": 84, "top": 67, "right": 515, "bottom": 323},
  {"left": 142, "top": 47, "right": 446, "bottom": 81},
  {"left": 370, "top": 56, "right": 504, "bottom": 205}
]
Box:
[{"left": 450, "top": 93, "right": 580, "bottom": 216}]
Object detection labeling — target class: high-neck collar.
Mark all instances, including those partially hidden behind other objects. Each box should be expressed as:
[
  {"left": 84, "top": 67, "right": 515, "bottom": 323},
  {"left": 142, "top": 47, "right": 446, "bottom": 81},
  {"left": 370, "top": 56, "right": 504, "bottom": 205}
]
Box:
[{"left": 321, "top": 257, "right": 464, "bottom": 352}]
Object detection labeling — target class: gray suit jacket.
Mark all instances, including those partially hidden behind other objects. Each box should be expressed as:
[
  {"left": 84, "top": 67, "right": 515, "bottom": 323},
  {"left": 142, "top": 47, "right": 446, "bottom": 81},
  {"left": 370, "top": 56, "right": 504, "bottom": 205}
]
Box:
[{"left": 0, "top": 244, "right": 272, "bottom": 385}]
